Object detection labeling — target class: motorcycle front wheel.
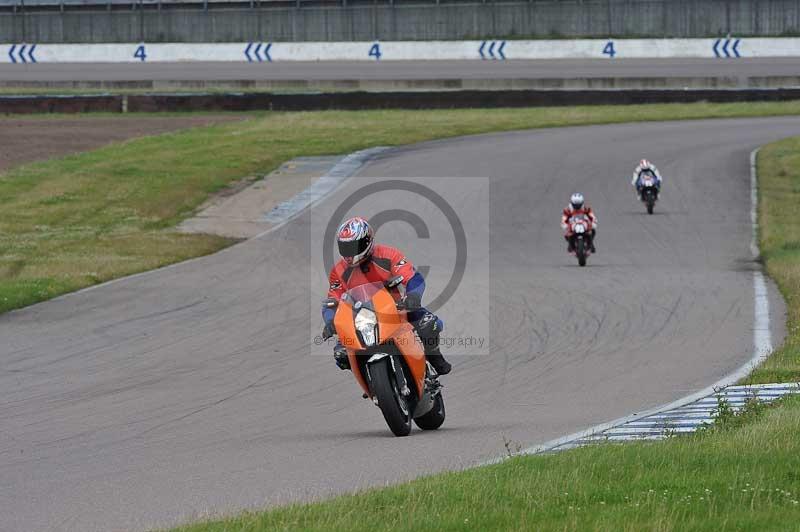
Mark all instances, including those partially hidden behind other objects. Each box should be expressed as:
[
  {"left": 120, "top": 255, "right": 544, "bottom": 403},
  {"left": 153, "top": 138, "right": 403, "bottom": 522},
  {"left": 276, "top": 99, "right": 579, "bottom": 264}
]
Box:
[
  {"left": 576, "top": 238, "right": 587, "bottom": 267},
  {"left": 370, "top": 357, "right": 413, "bottom": 437}
]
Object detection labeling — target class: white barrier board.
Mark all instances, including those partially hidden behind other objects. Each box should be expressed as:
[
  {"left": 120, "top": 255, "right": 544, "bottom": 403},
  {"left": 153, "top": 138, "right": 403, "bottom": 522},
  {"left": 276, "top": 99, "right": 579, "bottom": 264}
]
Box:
[{"left": 3, "top": 38, "right": 800, "bottom": 63}]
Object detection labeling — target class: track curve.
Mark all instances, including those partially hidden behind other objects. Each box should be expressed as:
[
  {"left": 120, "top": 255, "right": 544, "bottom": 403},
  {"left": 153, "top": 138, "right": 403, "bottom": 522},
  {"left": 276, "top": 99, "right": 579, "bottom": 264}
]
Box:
[{"left": 0, "top": 117, "right": 797, "bottom": 531}]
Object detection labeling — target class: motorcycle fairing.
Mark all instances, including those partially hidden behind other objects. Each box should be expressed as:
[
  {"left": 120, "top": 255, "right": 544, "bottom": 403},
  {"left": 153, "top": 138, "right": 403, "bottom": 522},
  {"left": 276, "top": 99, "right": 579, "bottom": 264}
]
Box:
[{"left": 334, "top": 285, "right": 427, "bottom": 399}]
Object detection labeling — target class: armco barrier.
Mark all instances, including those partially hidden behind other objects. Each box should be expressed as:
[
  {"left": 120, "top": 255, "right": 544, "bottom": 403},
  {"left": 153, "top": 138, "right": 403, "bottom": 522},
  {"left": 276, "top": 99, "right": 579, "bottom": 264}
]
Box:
[
  {"left": 4, "top": 38, "right": 800, "bottom": 63},
  {"left": 3, "top": 89, "right": 800, "bottom": 114},
  {"left": 0, "top": 94, "right": 122, "bottom": 113},
  {"left": 124, "top": 89, "right": 800, "bottom": 112},
  {"left": 4, "top": 76, "right": 800, "bottom": 92}
]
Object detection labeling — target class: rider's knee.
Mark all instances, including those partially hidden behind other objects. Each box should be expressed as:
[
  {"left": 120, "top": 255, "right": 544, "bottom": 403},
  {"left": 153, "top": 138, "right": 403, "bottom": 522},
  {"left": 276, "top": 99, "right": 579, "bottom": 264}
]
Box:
[{"left": 415, "top": 311, "right": 442, "bottom": 340}]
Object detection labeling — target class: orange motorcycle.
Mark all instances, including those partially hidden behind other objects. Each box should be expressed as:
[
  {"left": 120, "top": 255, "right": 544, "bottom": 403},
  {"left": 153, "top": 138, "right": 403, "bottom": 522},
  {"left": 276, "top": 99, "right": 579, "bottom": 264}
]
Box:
[{"left": 324, "top": 276, "right": 445, "bottom": 436}]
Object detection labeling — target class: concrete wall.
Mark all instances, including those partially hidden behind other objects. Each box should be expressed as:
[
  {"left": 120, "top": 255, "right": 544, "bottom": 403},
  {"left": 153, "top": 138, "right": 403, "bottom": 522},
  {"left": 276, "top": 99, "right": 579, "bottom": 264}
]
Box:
[
  {"left": 7, "top": 38, "right": 797, "bottom": 63},
  {"left": 2, "top": 0, "right": 800, "bottom": 44}
]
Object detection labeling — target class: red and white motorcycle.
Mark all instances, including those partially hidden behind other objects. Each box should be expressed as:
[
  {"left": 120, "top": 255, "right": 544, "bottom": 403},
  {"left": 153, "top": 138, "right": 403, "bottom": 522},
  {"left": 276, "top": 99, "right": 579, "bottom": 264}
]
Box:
[{"left": 567, "top": 214, "right": 594, "bottom": 267}]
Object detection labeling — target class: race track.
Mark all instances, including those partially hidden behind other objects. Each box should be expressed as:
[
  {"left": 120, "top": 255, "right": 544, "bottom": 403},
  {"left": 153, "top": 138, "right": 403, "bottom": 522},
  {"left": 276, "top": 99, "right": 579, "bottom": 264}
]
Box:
[
  {"left": 1, "top": 57, "right": 799, "bottom": 82},
  {"left": 1, "top": 117, "right": 797, "bottom": 531}
]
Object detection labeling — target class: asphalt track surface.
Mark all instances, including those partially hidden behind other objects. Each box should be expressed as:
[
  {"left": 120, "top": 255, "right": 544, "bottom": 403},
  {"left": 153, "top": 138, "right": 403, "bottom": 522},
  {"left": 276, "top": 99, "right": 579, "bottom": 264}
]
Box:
[
  {"left": 1, "top": 117, "right": 798, "bottom": 531},
  {"left": 1, "top": 58, "right": 800, "bottom": 81}
]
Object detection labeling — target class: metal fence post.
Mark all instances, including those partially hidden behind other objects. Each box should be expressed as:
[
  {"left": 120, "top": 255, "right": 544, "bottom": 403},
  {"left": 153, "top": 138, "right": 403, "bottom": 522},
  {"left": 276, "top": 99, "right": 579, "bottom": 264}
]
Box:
[
  {"left": 20, "top": 0, "right": 26, "bottom": 42},
  {"left": 139, "top": 0, "right": 144, "bottom": 43},
  {"left": 794, "top": 0, "right": 800, "bottom": 35}
]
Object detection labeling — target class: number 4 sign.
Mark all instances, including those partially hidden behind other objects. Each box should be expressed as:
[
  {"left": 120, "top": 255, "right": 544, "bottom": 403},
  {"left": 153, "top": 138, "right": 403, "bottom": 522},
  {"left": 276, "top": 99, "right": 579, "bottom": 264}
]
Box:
[{"left": 134, "top": 44, "right": 147, "bottom": 62}]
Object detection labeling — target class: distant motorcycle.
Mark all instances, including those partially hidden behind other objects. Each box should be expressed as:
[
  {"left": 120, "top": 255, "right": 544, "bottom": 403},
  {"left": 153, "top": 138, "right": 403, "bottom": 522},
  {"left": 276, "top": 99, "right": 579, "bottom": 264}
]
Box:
[
  {"left": 323, "top": 276, "right": 445, "bottom": 437},
  {"left": 638, "top": 171, "right": 660, "bottom": 215},
  {"left": 567, "top": 214, "right": 594, "bottom": 267}
]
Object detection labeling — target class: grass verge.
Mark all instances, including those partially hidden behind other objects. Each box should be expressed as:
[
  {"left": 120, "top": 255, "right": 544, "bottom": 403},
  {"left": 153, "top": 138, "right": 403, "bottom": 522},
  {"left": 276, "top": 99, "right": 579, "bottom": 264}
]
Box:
[
  {"left": 166, "top": 128, "right": 800, "bottom": 530},
  {"left": 748, "top": 137, "right": 800, "bottom": 383},
  {"left": 173, "top": 400, "right": 800, "bottom": 532},
  {"left": 4, "top": 101, "right": 800, "bottom": 315}
]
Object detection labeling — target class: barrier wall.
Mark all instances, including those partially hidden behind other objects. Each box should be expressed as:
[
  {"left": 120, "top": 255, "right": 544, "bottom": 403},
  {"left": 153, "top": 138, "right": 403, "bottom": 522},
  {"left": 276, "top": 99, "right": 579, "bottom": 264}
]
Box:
[
  {"left": 4, "top": 88, "right": 800, "bottom": 114},
  {"left": 3, "top": 37, "right": 800, "bottom": 63},
  {"left": 2, "top": 1, "right": 800, "bottom": 43}
]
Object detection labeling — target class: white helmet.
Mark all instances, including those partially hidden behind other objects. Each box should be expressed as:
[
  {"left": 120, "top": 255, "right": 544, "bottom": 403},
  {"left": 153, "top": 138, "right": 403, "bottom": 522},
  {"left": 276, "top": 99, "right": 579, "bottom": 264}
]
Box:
[{"left": 570, "top": 193, "right": 585, "bottom": 211}]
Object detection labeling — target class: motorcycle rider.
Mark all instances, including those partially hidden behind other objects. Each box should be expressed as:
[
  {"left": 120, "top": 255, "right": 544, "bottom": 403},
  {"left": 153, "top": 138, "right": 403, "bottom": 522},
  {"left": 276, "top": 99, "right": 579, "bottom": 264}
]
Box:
[
  {"left": 631, "top": 158, "right": 663, "bottom": 198},
  {"left": 561, "top": 193, "right": 598, "bottom": 253},
  {"left": 321, "top": 216, "right": 452, "bottom": 375}
]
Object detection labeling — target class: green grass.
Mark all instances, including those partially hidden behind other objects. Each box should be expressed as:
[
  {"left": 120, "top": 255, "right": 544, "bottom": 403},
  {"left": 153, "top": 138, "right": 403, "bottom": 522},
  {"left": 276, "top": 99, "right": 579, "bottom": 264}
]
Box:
[
  {"left": 165, "top": 124, "right": 800, "bottom": 531},
  {"left": 6, "top": 101, "right": 800, "bottom": 315},
  {"left": 172, "top": 399, "right": 800, "bottom": 532},
  {"left": 748, "top": 137, "right": 800, "bottom": 383}
]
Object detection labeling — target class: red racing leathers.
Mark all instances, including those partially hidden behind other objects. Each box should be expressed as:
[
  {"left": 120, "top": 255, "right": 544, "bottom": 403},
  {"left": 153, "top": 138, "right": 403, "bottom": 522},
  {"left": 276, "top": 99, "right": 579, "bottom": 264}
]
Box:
[
  {"left": 561, "top": 205, "right": 598, "bottom": 236},
  {"left": 326, "top": 244, "right": 417, "bottom": 302}
]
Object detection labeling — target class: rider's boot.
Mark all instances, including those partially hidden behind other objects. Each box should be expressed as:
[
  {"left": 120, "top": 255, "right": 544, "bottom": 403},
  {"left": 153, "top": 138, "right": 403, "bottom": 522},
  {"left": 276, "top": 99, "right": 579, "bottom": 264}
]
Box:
[
  {"left": 426, "top": 347, "right": 452, "bottom": 376},
  {"left": 416, "top": 313, "right": 451, "bottom": 375},
  {"left": 565, "top": 235, "right": 575, "bottom": 253},
  {"left": 590, "top": 231, "right": 597, "bottom": 253}
]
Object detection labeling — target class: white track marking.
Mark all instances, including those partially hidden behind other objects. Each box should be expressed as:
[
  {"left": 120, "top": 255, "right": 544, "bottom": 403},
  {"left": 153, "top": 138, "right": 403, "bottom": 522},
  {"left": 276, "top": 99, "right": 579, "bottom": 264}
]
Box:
[{"left": 261, "top": 147, "right": 390, "bottom": 225}]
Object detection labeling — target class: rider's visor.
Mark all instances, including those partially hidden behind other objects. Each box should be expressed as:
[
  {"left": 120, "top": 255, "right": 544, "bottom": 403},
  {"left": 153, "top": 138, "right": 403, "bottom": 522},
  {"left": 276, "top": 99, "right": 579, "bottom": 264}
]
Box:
[{"left": 338, "top": 238, "right": 370, "bottom": 258}]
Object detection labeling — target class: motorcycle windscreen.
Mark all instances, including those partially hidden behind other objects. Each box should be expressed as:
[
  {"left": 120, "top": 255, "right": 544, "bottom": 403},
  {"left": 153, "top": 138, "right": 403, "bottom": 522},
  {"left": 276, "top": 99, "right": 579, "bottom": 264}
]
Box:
[{"left": 339, "top": 282, "right": 404, "bottom": 342}]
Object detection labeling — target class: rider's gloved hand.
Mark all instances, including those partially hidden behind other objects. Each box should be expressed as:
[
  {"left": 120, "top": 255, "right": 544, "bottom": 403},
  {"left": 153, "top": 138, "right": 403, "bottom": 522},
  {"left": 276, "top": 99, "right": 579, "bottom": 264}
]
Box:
[
  {"left": 403, "top": 293, "right": 422, "bottom": 310},
  {"left": 333, "top": 345, "right": 350, "bottom": 370},
  {"left": 322, "top": 321, "right": 336, "bottom": 341}
]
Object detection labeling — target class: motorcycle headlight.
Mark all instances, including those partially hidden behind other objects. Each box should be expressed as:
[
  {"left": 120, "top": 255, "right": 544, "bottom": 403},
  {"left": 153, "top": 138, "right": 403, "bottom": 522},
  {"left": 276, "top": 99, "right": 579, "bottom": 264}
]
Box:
[
  {"left": 355, "top": 308, "right": 378, "bottom": 346},
  {"left": 574, "top": 224, "right": 586, "bottom": 234}
]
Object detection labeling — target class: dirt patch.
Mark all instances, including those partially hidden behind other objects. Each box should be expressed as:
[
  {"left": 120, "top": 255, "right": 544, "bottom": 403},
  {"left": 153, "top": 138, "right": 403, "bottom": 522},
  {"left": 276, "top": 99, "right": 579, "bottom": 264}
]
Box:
[{"left": 0, "top": 115, "right": 243, "bottom": 172}]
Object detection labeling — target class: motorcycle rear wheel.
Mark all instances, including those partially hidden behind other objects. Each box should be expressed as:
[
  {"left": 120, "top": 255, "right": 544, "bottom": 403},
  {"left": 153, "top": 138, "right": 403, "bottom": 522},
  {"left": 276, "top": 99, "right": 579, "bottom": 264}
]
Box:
[
  {"left": 414, "top": 393, "right": 446, "bottom": 430},
  {"left": 371, "top": 357, "right": 413, "bottom": 437}
]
